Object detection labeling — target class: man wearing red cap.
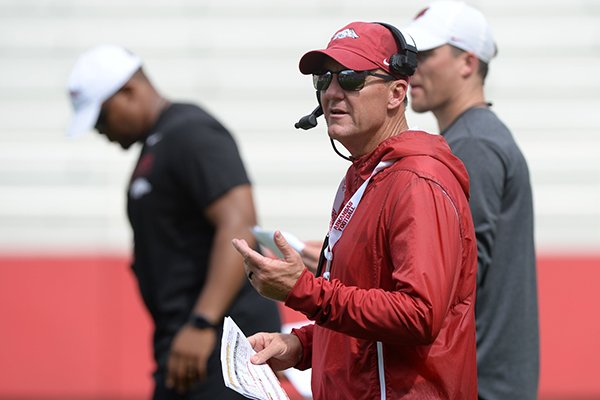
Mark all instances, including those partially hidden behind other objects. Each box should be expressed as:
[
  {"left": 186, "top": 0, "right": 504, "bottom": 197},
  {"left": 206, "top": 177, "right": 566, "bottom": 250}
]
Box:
[{"left": 232, "top": 22, "right": 478, "bottom": 399}]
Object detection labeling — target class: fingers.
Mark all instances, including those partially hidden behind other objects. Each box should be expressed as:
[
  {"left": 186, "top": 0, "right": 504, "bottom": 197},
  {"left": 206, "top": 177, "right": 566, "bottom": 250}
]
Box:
[
  {"left": 247, "top": 332, "right": 268, "bottom": 352},
  {"left": 250, "top": 342, "right": 281, "bottom": 365},
  {"left": 185, "top": 360, "right": 198, "bottom": 389},
  {"left": 231, "top": 238, "right": 252, "bottom": 258},
  {"left": 247, "top": 332, "right": 281, "bottom": 365},
  {"left": 177, "top": 355, "right": 190, "bottom": 392},
  {"left": 273, "top": 231, "right": 299, "bottom": 262},
  {"left": 231, "top": 237, "right": 245, "bottom": 253},
  {"left": 301, "top": 241, "right": 323, "bottom": 261},
  {"left": 248, "top": 333, "right": 304, "bottom": 371},
  {"left": 166, "top": 352, "right": 177, "bottom": 389},
  {"left": 233, "top": 238, "right": 268, "bottom": 282},
  {"left": 247, "top": 332, "right": 274, "bottom": 365},
  {"left": 166, "top": 353, "right": 189, "bottom": 393},
  {"left": 300, "top": 242, "right": 321, "bottom": 273},
  {"left": 301, "top": 255, "right": 318, "bottom": 274},
  {"left": 260, "top": 246, "right": 278, "bottom": 259},
  {"left": 196, "top": 355, "right": 208, "bottom": 382},
  {"left": 233, "top": 238, "right": 254, "bottom": 280},
  {"left": 233, "top": 238, "right": 261, "bottom": 263},
  {"left": 166, "top": 353, "right": 199, "bottom": 393},
  {"left": 234, "top": 233, "right": 304, "bottom": 301}
]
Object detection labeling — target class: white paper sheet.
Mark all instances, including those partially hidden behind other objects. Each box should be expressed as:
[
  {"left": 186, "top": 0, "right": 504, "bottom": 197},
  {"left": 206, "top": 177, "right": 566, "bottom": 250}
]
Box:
[{"left": 220, "top": 316, "right": 290, "bottom": 400}]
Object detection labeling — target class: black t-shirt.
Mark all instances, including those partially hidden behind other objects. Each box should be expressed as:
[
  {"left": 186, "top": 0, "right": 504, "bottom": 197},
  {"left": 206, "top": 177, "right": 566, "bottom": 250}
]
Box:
[{"left": 127, "top": 103, "right": 280, "bottom": 354}]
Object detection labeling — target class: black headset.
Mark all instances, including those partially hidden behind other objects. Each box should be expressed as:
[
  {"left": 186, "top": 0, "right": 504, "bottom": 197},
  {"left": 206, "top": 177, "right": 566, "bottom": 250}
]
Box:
[
  {"left": 375, "top": 22, "right": 418, "bottom": 77},
  {"left": 295, "top": 22, "right": 418, "bottom": 132}
]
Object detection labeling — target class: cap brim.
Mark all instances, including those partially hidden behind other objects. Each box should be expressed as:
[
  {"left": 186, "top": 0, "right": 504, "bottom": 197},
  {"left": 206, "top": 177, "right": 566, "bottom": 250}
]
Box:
[
  {"left": 299, "top": 48, "right": 380, "bottom": 75},
  {"left": 404, "top": 26, "right": 447, "bottom": 52},
  {"left": 67, "top": 100, "right": 101, "bottom": 137}
]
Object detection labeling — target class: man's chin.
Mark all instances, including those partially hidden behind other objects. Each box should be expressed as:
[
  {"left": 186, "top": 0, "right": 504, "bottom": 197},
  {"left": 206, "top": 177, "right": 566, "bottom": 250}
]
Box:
[
  {"left": 408, "top": 96, "right": 430, "bottom": 114},
  {"left": 326, "top": 122, "right": 349, "bottom": 140},
  {"left": 410, "top": 103, "right": 430, "bottom": 114}
]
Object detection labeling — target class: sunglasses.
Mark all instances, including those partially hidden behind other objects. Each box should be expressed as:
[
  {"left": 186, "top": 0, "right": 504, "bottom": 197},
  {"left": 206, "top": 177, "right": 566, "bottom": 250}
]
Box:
[
  {"left": 95, "top": 107, "right": 107, "bottom": 131},
  {"left": 313, "top": 69, "right": 395, "bottom": 91}
]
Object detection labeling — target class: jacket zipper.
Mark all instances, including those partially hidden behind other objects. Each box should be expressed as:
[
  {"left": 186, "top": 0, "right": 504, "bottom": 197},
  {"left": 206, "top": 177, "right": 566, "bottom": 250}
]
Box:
[{"left": 377, "top": 341, "right": 386, "bottom": 400}]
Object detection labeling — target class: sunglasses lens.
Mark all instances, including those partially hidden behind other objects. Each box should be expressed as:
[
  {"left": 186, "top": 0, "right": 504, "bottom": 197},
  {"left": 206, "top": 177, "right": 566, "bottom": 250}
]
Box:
[
  {"left": 338, "top": 70, "right": 368, "bottom": 91},
  {"left": 95, "top": 109, "right": 105, "bottom": 129},
  {"left": 313, "top": 72, "right": 333, "bottom": 91},
  {"left": 313, "top": 70, "right": 371, "bottom": 91}
]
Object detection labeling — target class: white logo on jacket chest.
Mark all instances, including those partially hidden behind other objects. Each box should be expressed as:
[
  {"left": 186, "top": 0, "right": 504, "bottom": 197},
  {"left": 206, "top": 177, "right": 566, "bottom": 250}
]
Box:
[{"left": 129, "top": 177, "right": 152, "bottom": 199}]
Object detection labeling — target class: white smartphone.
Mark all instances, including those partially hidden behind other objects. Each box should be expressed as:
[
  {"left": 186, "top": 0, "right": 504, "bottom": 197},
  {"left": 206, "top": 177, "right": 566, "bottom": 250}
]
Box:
[{"left": 251, "top": 225, "right": 305, "bottom": 258}]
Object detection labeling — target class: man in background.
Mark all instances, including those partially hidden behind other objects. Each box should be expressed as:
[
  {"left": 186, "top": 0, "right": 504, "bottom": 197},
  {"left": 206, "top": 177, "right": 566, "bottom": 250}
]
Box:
[
  {"left": 405, "top": 2, "right": 539, "bottom": 399},
  {"left": 66, "top": 45, "right": 280, "bottom": 399}
]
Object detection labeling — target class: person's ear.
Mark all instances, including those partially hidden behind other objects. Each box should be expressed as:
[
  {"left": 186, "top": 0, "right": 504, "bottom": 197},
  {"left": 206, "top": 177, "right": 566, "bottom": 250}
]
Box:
[
  {"left": 461, "top": 52, "right": 479, "bottom": 79},
  {"left": 388, "top": 79, "right": 408, "bottom": 109}
]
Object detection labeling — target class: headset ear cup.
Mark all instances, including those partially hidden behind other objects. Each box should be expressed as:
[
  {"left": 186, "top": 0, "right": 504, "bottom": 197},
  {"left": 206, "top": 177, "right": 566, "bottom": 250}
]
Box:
[
  {"left": 389, "top": 54, "right": 402, "bottom": 74},
  {"left": 375, "top": 22, "right": 417, "bottom": 77},
  {"left": 403, "top": 52, "right": 418, "bottom": 76},
  {"left": 389, "top": 54, "right": 417, "bottom": 77}
]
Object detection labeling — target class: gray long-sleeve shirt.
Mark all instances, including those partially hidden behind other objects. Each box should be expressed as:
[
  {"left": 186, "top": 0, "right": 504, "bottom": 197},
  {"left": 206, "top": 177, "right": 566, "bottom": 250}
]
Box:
[{"left": 442, "top": 107, "right": 539, "bottom": 400}]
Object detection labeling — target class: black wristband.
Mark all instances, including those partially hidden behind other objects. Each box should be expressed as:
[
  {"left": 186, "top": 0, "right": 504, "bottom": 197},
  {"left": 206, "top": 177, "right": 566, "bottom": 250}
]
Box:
[{"left": 188, "top": 314, "right": 219, "bottom": 330}]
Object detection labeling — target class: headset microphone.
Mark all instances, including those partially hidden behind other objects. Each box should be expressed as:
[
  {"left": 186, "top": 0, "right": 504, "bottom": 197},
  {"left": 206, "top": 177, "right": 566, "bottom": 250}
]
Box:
[
  {"left": 293, "top": 91, "right": 352, "bottom": 160},
  {"left": 294, "top": 105, "right": 323, "bottom": 130},
  {"left": 295, "top": 91, "right": 324, "bottom": 130}
]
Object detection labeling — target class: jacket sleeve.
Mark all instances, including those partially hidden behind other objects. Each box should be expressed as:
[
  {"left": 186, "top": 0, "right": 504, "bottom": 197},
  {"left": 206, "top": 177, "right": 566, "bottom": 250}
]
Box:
[
  {"left": 285, "top": 177, "right": 467, "bottom": 345},
  {"left": 290, "top": 320, "right": 313, "bottom": 370}
]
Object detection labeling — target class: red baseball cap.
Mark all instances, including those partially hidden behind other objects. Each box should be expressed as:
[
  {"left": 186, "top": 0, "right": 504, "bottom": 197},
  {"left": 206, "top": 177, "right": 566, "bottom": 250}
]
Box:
[{"left": 299, "top": 22, "right": 400, "bottom": 75}]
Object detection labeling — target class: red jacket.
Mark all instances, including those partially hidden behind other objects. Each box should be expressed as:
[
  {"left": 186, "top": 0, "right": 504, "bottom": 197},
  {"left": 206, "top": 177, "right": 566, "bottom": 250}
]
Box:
[{"left": 286, "top": 131, "right": 478, "bottom": 399}]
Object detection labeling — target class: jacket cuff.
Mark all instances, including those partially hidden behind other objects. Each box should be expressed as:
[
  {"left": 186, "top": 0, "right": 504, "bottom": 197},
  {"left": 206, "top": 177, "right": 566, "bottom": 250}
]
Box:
[
  {"left": 285, "top": 268, "right": 321, "bottom": 319},
  {"left": 291, "top": 325, "right": 313, "bottom": 370}
]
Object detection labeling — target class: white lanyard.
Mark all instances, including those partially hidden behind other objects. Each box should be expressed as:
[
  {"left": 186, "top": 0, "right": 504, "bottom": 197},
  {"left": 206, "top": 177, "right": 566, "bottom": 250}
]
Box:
[{"left": 322, "top": 160, "right": 395, "bottom": 280}]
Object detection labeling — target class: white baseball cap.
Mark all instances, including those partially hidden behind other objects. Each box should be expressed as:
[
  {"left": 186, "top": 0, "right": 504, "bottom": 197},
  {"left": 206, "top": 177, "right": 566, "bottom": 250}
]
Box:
[
  {"left": 404, "top": 1, "right": 497, "bottom": 63},
  {"left": 66, "top": 45, "right": 142, "bottom": 137}
]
